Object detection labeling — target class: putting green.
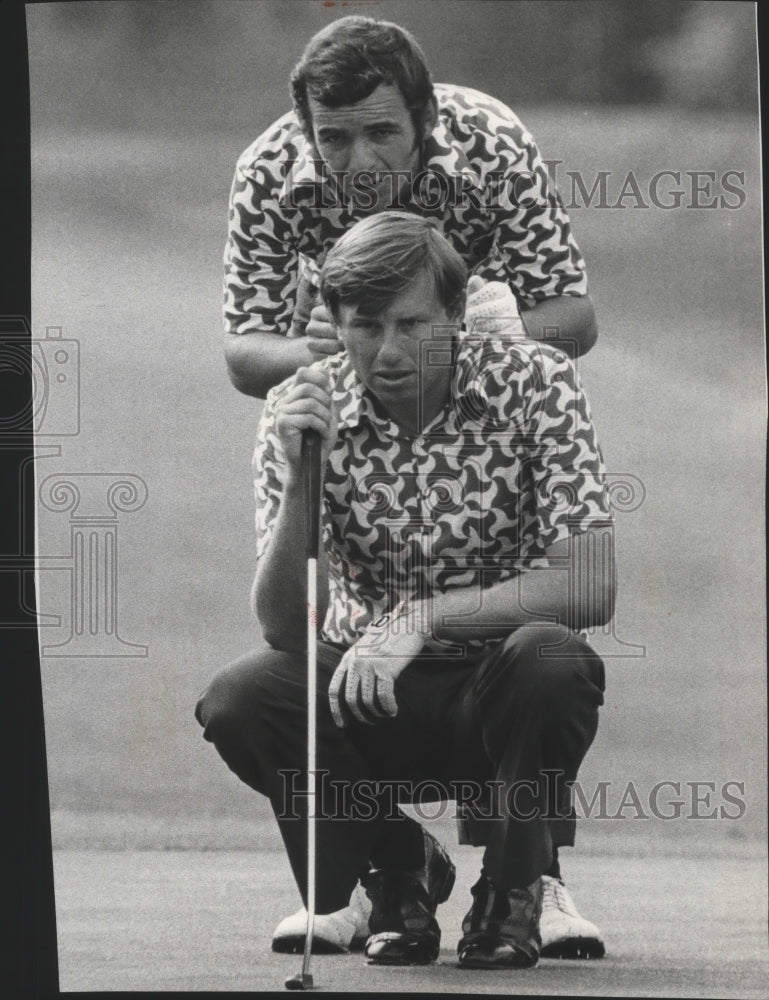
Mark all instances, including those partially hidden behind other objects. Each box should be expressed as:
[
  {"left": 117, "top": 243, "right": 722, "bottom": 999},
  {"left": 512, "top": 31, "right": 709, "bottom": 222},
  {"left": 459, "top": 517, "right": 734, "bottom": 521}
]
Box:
[{"left": 52, "top": 840, "right": 768, "bottom": 995}]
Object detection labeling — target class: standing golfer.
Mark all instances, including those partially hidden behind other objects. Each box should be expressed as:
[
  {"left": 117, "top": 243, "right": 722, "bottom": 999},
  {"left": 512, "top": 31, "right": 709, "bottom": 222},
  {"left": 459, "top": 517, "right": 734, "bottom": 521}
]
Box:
[
  {"left": 221, "top": 15, "right": 606, "bottom": 958},
  {"left": 198, "top": 214, "right": 615, "bottom": 968}
]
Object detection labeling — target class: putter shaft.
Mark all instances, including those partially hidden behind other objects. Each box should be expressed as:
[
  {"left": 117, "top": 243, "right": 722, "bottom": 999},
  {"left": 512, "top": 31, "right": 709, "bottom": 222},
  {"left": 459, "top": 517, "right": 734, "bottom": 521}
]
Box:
[
  {"left": 294, "top": 429, "right": 322, "bottom": 990},
  {"left": 302, "top": 557, "right": 317, "bottom": 981}
]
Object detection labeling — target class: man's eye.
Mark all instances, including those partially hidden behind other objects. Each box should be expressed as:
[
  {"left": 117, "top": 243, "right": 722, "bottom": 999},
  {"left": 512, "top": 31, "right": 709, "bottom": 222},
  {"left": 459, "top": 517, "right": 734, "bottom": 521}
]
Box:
[
  {"left": 370, "top": 128, "right": 396, "bottom": 140},
  {"left": 320, "top": 133, "right": 345, "bottom": 146},
  {"left": 398, "top": 318, "right": 419, "bottom": 332}
]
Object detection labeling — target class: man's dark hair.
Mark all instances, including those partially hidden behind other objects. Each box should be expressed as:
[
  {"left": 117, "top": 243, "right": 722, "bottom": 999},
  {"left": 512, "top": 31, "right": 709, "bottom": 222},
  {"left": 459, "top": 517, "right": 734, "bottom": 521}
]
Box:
[
  {"left": 320, "top": 212, "right": 467, "bottom": 323},
  {"left": 290, "top": 16, "right": 435, "bottom": 142}
]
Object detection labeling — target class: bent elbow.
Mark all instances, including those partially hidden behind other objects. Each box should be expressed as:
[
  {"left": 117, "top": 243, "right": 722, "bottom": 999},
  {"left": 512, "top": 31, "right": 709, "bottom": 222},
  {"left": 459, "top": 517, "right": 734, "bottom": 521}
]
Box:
[
  {"left": 225, "top": 352, "right": 261, "bottom": 398},
  {"left": 255, "top": 593, "right": 306, "bottom": 653},
  {"left": 226, "top": 360, "right": 254, "bottom": 397},
  {"left": 566, "top": 295, "right": 598, "bottom": 359},
  {"left": 257, "top": 601, "right": 304, "bottom": 652},
  {"left": 572, "top": 299, "right": 598, "bottom": 358},
  {"left": 576, "top": 319, "right": 598, "bottom": 357},
  {"left": 224, "top": 333, "right": 267, "bottom": 399},
  {"left": 260, "top": 627, "right": 304, "bottom": 653}
]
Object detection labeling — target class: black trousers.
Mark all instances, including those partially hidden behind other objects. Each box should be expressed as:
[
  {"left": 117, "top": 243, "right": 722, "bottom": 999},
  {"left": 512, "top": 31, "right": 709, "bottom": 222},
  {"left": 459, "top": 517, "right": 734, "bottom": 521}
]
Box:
[{"left": 196, "top": 625, "right": 605, "bottom": 913}]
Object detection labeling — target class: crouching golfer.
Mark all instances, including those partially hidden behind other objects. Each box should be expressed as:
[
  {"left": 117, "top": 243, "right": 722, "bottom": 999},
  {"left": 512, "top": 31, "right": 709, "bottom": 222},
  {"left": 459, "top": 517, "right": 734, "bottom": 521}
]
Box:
[{"left": 197, "top": 213, "right": 615, "bottom": 969}]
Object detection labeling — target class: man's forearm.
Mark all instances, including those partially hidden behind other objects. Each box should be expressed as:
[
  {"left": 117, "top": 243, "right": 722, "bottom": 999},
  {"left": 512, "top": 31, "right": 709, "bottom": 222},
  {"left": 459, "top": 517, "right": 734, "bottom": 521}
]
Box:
[
  {"left": 254, "top": 479, "right": 330, "bottom": 650},
  {"left": 520, "top": 294, "right": 598, "bottom": 359},
  {"left": 224, "top": 331, "right": 315, "bottom": 399},
  {"left": 429, "top": 529, "right": 616, "bottom": 641}
]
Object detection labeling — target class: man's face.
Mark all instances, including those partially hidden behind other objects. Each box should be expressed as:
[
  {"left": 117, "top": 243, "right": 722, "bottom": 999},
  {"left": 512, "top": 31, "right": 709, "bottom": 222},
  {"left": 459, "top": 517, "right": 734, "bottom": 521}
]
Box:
[
  {"left": 336, "top": 269, "right": 457, "bottom": 431},
  {"left": 309, "top": 83, "right": 430, "bottom": 212}
]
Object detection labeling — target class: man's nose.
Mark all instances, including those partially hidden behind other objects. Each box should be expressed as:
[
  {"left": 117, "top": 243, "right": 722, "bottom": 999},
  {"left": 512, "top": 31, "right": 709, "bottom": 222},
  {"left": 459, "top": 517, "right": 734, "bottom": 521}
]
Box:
[
  {"left": 376, "top": 328, "right": 405, "bottom": 366},
  {"left": 347, "top": 137, "right": 377, "bottom": 177}
]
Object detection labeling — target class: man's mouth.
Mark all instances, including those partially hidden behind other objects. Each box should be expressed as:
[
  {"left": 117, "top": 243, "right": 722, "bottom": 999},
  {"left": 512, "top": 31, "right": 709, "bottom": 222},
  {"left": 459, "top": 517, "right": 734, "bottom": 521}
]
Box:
[
  {"left": 374, "top": 370, "right": 414, "bottom": 386},
  {"left": 349, "top": 175, "right": 394, "bottom": 200}
]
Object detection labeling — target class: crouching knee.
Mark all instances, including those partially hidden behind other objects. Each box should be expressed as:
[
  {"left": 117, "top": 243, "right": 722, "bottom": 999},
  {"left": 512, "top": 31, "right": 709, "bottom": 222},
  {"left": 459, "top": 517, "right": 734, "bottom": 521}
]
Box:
[
  {"left": 195, "top": 649, "right": 296, "bottom": 744},
  {"left": 195, "top": 664, "right": 240, "bottom": 741},
  {"left": 485, "top": 624, "right": 605, "bottom": 708}
]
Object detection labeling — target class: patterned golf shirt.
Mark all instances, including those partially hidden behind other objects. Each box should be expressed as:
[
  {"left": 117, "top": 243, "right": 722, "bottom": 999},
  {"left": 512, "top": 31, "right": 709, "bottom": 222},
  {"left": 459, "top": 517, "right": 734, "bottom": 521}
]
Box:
[
  {"left": 225, "top": 83, "right": 587, "bottom": 338},
  {"left": 253, "top": 332, "right": 612, "bottom": 651}
]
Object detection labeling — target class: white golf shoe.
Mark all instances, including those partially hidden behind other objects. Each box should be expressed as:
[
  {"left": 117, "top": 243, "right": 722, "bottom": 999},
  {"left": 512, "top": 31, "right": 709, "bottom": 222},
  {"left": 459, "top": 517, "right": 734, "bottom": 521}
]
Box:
[
  {"left": 539, "top": 875, "right": 605, "bottom": 959},
  {"left": 271, "top": 882, "right": 371, "bottom": 954},
  {"left": 272, "top": 829, "right": 455, "bottom": 955}
]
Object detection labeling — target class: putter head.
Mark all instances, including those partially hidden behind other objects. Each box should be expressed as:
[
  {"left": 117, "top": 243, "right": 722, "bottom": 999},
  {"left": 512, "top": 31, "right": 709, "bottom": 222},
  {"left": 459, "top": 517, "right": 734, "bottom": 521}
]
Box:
[{"left": 284, "top": 972, "right": 314, "bottom": 990}]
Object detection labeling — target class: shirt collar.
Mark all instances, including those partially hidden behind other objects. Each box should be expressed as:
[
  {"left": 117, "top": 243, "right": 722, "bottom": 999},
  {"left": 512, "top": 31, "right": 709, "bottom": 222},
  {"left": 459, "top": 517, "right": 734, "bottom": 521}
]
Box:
[
  {"left": 451, "top": 333, "right": 493, "bottom": 412},
  {"left": 333, "top": 356, "right": 399, "bottom": 434},
  {"left": 333, "top": 356, "right": 365, "bottom": 430},
  {"left": 278, "top": 118, "right": 481, "bottom": 207}
]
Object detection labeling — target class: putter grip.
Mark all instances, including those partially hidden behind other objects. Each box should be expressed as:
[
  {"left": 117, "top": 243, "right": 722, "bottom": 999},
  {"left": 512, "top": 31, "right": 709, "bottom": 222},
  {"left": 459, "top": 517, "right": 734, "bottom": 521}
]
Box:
[{"left": 302, "top": 429, "right": 322, "bottom": 559}]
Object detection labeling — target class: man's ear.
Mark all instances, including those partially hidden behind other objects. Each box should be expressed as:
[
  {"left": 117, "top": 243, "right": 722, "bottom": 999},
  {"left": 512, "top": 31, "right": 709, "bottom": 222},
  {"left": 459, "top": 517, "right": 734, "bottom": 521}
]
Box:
[{"left": 421, "top": 96, "right": 439, "bottom": 141}]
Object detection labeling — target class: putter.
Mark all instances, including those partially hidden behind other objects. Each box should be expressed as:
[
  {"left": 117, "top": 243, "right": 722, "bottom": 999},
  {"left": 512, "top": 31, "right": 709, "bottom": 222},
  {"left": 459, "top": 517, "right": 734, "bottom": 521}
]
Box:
[{"left": 285, "top": 428, "right": 322, "bottom": 992}]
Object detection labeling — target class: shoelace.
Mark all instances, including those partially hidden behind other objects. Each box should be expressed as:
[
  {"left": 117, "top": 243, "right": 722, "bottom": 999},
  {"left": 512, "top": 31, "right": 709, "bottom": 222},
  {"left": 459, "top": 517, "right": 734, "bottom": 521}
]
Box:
[{"left": 543, "top": 877, "right": 578, "bottom": 917}]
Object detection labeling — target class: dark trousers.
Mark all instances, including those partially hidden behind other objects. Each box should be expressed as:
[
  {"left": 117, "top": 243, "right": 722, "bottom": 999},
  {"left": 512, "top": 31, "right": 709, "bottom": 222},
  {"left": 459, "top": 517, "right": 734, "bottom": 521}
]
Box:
[{"left": 195, "top": 625, "right": 605, "bottom": 913}]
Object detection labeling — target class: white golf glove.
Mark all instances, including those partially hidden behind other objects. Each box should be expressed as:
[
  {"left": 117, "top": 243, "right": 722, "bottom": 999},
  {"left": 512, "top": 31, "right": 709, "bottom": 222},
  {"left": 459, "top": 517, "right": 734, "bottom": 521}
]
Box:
[{"left": 464, "top": 276, "right": 526, "bottom": 337}]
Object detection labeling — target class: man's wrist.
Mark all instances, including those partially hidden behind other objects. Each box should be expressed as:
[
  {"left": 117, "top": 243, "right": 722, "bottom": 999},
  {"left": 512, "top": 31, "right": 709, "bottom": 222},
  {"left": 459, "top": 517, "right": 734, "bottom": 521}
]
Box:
[
  {"left": 364, "top": 599, "right": 431, "bottom": 638},
  {"left": 282, "top": 466, "right": 307, "bottom": 492}
]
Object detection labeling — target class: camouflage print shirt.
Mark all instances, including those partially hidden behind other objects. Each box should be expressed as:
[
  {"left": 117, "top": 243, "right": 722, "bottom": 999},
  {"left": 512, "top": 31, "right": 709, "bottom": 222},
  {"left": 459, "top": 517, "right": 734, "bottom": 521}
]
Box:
[
  {"left": 253, "top": 332, "right": 612, "bottom": 651},
  {"left": 225, "top": 84, "right": 588, "bottom": 338}
]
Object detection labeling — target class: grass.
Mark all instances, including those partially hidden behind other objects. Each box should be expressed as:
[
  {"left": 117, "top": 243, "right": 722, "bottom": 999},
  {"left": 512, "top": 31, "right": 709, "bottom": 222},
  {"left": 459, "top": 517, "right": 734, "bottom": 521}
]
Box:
[
  {"left": 52, "top": 845, "right": 769, "bottom": 994},
  {"left": 31, "top": 107, "right": 766, "bottom": 843}
]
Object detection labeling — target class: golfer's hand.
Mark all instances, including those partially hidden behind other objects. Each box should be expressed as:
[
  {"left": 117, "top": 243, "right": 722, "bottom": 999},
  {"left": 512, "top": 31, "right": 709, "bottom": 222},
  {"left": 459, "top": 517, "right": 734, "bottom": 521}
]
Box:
[
  {"left": 274, "top": 367, "right": 337, "bottom": 475},
  {"left": 464, "top": 275, "right": 524, "bottom": 336},
  {"left": 306, "top": 303, "right": 343, "bottom": 361},
  {"left": 328, "top": 607, "right": 428, "bottom": 727}
]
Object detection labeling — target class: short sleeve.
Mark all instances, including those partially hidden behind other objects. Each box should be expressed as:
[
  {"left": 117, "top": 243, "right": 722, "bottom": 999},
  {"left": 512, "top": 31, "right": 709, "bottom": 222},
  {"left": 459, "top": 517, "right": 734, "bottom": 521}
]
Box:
[
  {"left": 223, "top": 158, "right": 299, "bottom": 337},
  {"left": 520, "top": 348, "right": 613, "bottom": 550},
  {"left": 252, "top": 389, "right": 288, "bottom": 560},
  {"left": 485, "top": 122, "right": 588, "bottom": 307}
]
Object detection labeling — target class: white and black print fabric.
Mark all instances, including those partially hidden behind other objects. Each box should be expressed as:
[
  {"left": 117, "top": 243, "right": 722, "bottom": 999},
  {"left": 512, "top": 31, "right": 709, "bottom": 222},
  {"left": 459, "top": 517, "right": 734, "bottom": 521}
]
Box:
[
  {"left": 225, "top": 84, "right": 588, "bottom": 338},
  {"left": 253, "top": 331, "right": 612, "bottom": 651}
]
